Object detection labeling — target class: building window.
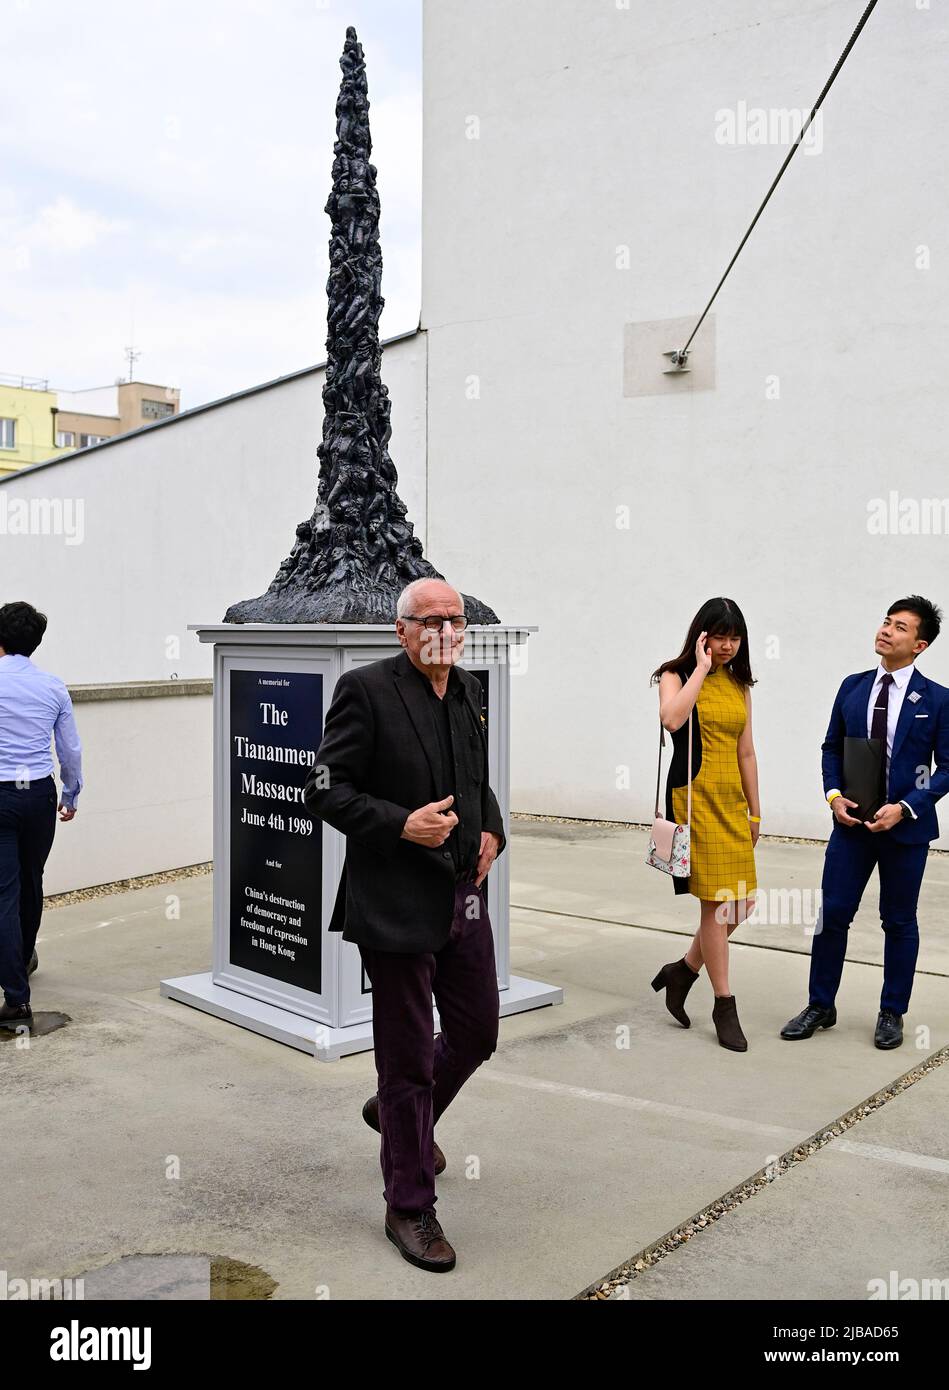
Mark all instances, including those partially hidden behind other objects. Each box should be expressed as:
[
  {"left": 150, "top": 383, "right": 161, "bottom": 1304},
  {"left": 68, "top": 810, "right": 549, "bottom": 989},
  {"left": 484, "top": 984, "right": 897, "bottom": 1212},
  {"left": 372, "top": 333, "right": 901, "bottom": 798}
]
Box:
[
  {"left": 141, "top": 398, "right": 175, "bottom": 420},
  {"left": 0, "top": 418, "right": 15, "bottom": 449},
  {"left": 56, "top": 430, "right": 76, "bottom": 448},
  {"left": 79, "top": 433, "right": 108, "bottom": 447}
]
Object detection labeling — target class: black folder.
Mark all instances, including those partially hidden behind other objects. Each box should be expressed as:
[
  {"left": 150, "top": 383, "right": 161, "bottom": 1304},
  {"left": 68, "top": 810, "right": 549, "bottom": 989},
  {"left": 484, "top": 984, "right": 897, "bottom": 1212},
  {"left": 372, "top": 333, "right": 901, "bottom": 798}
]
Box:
[{"left": 843, "top": 736, "right": 885, "bottom": 822}]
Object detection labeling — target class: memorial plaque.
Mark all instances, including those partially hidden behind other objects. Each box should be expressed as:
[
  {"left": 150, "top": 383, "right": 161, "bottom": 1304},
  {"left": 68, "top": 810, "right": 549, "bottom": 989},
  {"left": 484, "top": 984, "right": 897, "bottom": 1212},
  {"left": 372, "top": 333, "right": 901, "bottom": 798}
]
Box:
[{"left": 228, "top": 668, "right": 324, "bottom": 992}]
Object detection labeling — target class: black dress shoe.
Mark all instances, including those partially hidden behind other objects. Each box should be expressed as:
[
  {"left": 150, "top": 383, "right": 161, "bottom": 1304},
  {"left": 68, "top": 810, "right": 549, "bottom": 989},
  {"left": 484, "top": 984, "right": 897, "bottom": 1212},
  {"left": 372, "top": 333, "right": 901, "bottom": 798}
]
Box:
[
  {"left": 874, "top": 1009, "right": 903, "bottom": 1049},
  {"left": 0, "top": 1000, "right": 33, "bottom": 1028},
  {"left": 780, "top": 1003, "right": 837, "bottom": 1039},
  {"left": 363, "top": 1094, "right": 446, "bottom": 1175},
  {"left": 385, "top": 1205, "right": 456, "bottom": 1272}
]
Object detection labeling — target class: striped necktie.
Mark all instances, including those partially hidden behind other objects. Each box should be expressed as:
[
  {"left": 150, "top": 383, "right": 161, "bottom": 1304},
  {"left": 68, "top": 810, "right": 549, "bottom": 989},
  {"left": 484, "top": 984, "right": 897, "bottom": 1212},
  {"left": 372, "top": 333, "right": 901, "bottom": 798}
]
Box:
[{"left": 871, "top": 672, "right": 894, "bottom": 799}]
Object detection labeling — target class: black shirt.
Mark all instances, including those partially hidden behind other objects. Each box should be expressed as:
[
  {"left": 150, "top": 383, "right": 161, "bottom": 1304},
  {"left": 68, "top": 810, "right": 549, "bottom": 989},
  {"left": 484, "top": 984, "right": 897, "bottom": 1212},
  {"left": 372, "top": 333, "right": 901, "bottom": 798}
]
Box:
[{"left": 408, "top": 660, "right": 482, "bottom": 880}]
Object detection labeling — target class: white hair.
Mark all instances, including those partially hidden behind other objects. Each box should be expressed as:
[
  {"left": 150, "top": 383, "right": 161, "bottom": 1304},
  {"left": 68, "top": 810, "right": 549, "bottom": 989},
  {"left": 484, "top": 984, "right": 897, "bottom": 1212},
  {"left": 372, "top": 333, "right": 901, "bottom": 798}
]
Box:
[{"left": 396, "top": 578, "right": 463, "bottom": 618}]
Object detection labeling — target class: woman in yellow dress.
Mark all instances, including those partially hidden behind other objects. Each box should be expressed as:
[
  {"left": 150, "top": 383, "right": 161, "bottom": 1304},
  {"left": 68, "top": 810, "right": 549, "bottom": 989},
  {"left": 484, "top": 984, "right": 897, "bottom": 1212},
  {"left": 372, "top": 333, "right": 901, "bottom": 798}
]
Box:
[{"left": 649, "top": 598, "right": 760, "bottom": 1051}]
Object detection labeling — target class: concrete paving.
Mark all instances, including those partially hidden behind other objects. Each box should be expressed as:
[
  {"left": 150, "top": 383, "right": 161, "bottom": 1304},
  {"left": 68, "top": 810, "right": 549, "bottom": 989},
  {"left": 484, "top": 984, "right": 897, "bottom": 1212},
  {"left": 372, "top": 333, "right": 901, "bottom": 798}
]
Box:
[
  {"left": 512, "top": 820, "right": 949, "bottom": 977},
  {"left": 3, "top": 823, "right": 947, "bottom": 1300},
  {"left": 622, "top": 1064, "right": 949, "bottom": 1302}
]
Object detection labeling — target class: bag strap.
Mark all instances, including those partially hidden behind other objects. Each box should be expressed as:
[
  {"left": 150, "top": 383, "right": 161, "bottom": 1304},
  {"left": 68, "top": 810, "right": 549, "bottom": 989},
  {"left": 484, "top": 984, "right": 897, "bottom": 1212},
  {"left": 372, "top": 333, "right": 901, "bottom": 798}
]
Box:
[{"left": 654, "top": 708, "right": 693, "bottom": 824}]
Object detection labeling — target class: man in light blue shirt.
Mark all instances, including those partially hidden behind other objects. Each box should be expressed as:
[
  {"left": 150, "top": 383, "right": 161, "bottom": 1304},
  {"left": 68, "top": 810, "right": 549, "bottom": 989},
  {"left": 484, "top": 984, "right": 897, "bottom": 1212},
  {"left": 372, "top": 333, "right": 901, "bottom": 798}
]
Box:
[{"left": 0, "top": 601, "right": 83, "bottom": 1027}]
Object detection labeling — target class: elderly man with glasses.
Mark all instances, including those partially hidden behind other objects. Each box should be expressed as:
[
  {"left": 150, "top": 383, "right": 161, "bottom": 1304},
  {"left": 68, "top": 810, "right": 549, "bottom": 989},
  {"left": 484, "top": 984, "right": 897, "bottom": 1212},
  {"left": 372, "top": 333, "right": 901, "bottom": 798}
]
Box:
[{"left": 304, "top": 578, "right": 505, "bottom": 1273}]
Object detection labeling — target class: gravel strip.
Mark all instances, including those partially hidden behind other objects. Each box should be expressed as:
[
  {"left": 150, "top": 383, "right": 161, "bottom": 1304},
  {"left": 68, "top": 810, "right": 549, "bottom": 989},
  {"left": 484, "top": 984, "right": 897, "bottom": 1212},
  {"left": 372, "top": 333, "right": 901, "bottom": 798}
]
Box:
[
  {"left": 510, "top": 811, "right": 949, "bottom": 853},
  {"left": 575, "top": 1046, "right": 949, "bottom": 1300},
  {"left": 43, "top": 863, "right": 212, "bottom": 911}
]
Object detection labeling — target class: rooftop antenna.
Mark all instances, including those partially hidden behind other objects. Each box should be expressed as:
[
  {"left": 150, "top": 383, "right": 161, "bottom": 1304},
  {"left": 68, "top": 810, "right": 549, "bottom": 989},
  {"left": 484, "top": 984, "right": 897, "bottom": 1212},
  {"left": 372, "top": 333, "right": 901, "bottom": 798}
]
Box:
[{"left": 124, "top": 343, "right": 141, "bottom": 382}]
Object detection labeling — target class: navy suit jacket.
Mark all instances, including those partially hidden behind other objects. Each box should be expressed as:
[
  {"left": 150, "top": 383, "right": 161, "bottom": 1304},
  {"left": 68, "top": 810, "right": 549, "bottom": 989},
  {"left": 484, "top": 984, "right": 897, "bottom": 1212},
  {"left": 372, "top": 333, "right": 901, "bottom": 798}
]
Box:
[{"left": 821, "top": 667, "right": 949, "bottom": 844}]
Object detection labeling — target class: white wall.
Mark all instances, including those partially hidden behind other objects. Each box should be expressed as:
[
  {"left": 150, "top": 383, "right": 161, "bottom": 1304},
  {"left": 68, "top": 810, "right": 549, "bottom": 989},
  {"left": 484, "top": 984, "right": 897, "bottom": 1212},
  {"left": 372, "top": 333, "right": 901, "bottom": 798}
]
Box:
[
  {"left": 42, "top": 692, "right": 212, "bottom": 895},
  {"left": 0, "top": 333, "right": 428, "bottom": 685},
  {"left": 421, "top": 0, "right": 949, "bottom": 843}
]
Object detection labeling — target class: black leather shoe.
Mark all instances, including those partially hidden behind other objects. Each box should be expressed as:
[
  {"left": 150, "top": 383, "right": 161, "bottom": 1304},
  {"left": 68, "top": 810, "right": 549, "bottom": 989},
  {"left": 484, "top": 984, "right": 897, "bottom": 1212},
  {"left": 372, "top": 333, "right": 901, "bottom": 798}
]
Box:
[
  {"left": 363, "top": 1094, "right": 446, "bottom": 1176},
  {"left": 385, "top": 1204, "right": 456, "bottom": 1272},
  {"left": 28, "top": 949, "right": 38, "bottom": 975},
  {"left": 0, "top": 1000, "right": 33, "bottom": 1028},
  {"left": 874, "top": 1009, "right": 903, "bottom": 1049},
  {"left": 780, "top": 1003, "right": 837, "bottom": 1039}
]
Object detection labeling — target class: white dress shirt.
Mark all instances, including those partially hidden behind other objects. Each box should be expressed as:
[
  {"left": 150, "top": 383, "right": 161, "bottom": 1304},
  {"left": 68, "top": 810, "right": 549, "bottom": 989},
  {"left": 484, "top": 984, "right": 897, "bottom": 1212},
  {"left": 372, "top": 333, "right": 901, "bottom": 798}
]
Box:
[{"left": 866, "top": 660, "right": 915, "bottom": 804}]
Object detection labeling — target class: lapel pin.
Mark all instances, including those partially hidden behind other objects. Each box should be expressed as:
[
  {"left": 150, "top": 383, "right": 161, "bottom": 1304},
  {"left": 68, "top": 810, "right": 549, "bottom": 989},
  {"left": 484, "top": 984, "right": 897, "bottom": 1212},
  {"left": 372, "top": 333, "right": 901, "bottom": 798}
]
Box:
[{"left": 908, "top": 691, "right": 922, "bottom": 703}]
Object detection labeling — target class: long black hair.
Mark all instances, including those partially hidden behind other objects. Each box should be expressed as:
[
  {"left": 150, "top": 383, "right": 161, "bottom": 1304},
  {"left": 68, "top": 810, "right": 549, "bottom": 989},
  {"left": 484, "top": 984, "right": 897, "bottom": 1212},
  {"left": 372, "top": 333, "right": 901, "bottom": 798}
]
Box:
[{"left": 650, "top": 597, "right": 756, "bottom": 689}]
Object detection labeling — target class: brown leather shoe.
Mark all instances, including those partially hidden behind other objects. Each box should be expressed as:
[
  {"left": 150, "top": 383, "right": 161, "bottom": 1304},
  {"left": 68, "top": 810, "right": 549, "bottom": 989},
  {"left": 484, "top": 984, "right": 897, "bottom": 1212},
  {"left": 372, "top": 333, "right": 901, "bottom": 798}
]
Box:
[
  {"left": 362, "top": 1094, "right": 446, "bottom": 1175},
  {"left": 650, "top": 957, "right": 700, "bottom": 1027},
  {"left": 712, "top": 994, "right": 748, "bottom": 1052},
  {"left": 385, "top": 1205, "right": 456, "bottom": 1272}
]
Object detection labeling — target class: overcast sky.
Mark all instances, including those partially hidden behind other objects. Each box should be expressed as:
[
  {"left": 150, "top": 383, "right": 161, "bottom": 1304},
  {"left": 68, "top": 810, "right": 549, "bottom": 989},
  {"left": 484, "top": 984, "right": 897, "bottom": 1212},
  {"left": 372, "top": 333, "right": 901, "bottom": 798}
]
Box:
[{"left": 0, "top": 0, "right": 422, "bottom": 409}]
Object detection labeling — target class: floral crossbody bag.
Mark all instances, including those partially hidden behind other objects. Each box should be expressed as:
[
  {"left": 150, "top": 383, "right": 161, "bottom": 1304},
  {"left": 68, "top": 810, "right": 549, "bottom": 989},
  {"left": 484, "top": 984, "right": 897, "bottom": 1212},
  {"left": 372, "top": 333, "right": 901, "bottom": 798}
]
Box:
[{"left": 645, "top": 710, "right": 692, "bottom": 877}]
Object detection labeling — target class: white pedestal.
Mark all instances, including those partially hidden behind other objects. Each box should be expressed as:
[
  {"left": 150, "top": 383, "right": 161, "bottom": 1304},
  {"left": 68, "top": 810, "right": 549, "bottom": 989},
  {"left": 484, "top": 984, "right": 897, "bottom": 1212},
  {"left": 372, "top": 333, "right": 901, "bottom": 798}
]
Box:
[
  {"left": 160, "top": 969, "right": 563, "bottom": 1061},
  {"left": 160, "top": 622, "right": 563, "bottom": 1060}
]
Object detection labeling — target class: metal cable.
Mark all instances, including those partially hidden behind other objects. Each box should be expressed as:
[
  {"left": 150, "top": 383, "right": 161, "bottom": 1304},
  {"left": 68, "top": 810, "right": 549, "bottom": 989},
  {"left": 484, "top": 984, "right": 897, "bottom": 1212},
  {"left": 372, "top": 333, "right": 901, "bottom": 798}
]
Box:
[{"left": 673, "top": 0, "right": 881, "bottom": 365}]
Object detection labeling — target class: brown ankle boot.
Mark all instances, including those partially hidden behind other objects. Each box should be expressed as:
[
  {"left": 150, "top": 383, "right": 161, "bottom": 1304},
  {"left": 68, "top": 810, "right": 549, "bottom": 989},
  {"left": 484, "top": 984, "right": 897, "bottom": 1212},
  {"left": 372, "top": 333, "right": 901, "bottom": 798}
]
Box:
[
  {"left": 712, "top": 994, "right": 748, "bottom": 1051},
  {"left": 650, "top": 957, "right": 700, "bottom": 1027},
  {"left": 385, "top": 1205, "right": 456, "bottom": 1272}
]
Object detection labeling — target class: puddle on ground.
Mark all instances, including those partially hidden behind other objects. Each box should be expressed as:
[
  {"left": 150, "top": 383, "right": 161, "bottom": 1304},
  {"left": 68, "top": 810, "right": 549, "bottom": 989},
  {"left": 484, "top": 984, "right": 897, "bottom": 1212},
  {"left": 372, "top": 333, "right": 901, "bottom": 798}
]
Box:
[
  {"left": 209, "top": 1256, "right": 278, "bottom": 1300},
  {"left": 64, "top": 1254, "right": 276, "bottom": 1300},
  {"left": 0, "top": 1012, "right": 70, "bottom": 1040}
]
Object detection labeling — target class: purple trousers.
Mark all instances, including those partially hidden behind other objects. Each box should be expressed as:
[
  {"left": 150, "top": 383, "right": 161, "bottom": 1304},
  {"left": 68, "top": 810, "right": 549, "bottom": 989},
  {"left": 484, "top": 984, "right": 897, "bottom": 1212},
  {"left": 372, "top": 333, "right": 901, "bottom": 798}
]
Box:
[{"left": 359, "top": 878, "right": 500, "bottom": 1214}]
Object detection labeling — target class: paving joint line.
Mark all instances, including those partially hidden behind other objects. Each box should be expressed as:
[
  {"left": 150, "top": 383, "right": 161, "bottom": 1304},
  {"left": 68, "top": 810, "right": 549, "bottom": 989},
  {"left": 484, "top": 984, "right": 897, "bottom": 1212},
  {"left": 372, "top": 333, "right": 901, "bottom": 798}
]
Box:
[
  {"left": 510, "top": 901, "right": 949, "bottom": 979},
  {"left": 575, "top": 1044, "right": 949, "bottom": 1301}
]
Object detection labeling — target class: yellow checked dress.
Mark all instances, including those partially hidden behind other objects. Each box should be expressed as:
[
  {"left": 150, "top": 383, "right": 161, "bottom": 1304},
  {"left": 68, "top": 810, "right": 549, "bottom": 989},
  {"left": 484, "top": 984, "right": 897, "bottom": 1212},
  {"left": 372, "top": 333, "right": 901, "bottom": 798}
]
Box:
[{"left": 670, "top": 665, "right": 757, "bottom": 901}]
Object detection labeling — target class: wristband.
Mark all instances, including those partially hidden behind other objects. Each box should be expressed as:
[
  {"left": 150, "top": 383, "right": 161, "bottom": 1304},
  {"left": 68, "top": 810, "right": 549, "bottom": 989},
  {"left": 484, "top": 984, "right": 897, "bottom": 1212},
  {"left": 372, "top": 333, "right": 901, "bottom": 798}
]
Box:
[
  {"left": 826, "top": 789, "right": 842, "bottom": 806},
  {"left": 748, "top": 815, "right": 761, "bottom": 823}
]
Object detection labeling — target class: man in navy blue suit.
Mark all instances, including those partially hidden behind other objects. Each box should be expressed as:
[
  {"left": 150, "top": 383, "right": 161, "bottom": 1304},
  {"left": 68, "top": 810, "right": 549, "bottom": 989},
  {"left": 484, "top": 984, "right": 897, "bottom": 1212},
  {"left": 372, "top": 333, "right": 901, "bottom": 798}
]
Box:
[{"left": 782, "top": 596, "right": 949, "bottom": 1049}]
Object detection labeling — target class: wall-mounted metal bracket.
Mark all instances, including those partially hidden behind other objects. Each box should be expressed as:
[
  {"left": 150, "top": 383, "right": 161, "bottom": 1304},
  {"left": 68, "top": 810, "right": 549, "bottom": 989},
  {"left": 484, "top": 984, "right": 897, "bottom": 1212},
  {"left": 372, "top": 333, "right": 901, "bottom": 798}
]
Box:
[{"left": 662, "top": 348, "right": 690, "bottom": 374}]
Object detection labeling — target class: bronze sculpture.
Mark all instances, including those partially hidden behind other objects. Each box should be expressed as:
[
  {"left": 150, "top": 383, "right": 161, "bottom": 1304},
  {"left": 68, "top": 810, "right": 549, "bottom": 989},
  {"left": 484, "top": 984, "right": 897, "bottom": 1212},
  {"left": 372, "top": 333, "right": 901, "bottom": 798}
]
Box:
[{"left": 225, "top": 26, "right": 498, "bottom": 625}]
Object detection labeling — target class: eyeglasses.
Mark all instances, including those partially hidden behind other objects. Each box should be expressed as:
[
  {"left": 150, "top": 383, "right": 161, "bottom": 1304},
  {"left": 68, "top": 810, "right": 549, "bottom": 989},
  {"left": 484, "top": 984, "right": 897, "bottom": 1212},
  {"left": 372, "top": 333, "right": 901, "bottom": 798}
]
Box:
[{"left": 402, "top": 614, "right": 468, "bottom": 632}]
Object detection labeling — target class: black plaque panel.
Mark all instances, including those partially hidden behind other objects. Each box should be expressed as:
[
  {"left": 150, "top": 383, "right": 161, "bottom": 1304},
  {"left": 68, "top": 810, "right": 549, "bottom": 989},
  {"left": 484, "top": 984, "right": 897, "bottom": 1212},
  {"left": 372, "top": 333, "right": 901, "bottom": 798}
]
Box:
[{"left": 228, "top": 669, "right": 323, "bottom": 993}]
